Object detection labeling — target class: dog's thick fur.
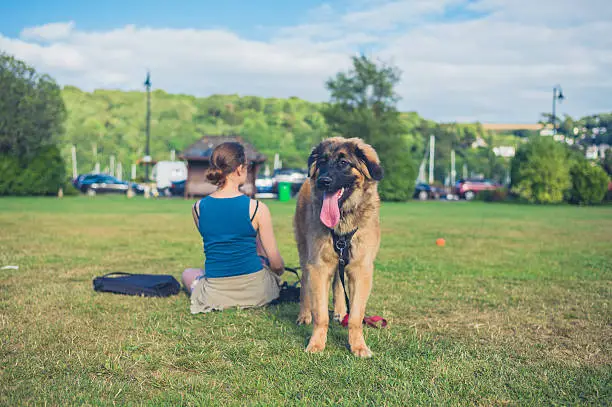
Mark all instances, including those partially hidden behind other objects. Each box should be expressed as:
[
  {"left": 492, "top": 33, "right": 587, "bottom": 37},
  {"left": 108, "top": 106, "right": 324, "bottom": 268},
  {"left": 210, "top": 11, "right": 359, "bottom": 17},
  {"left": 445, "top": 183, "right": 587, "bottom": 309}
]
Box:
[{"left": 294, "top": 137, "right": 383, "bottom": 357}]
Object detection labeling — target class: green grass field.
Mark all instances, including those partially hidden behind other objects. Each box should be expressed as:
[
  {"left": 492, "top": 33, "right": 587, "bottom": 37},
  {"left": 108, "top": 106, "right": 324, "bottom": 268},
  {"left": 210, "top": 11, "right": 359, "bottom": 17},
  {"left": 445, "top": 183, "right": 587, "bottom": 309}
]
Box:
[{"left": 1, "top": 196, "right": 610, "bottom": 406}]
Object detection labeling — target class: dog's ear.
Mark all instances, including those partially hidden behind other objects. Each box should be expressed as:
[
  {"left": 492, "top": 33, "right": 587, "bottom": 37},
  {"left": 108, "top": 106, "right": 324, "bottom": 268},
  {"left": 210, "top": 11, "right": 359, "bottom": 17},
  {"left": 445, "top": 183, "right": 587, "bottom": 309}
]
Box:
[
  {"left": 355, "top": 143, "right": 384, "bottom": 181},
  {"left": 307, "top": 142, "right": 325, "bottom": 178}
]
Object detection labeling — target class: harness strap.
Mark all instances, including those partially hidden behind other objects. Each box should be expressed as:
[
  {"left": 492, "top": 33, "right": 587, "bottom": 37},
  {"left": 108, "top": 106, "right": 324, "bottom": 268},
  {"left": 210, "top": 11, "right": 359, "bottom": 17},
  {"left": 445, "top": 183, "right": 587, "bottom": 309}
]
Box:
[
  {"left": 192, "top": 200, "right": 200, "bottom": 220},
  {"left": 250, "top": 200, "right": 259, "bottom": 222},
  {"left": 330, "top": 227, "right": 388, "bottom": 329},
  {"left": 331, "top": 229, "right": 357, "bottom": 313}
]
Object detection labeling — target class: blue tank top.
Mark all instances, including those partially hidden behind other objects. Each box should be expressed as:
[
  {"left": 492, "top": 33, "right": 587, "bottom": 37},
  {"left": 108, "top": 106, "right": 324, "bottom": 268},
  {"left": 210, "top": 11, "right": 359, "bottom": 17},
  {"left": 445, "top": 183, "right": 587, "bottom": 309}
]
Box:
[{"left": 198, "top": 195, "right": 263, "bottom": 278}]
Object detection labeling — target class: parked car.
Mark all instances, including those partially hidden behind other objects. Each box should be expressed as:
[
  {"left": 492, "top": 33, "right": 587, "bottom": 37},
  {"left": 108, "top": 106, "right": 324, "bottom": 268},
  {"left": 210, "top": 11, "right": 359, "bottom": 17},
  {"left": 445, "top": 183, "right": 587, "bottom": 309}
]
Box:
[
  {"left": 414, "top": 182, "right": 444, "bottom": 200},
  {"left": 454, "top": 178, "right": 502, "bottom": 200},
  {"left": 73, "top": 173, "right": 97, "bottom": 189},
  {"left": 255, "top": 175, "right": 277, "bottom": 198},
  {"left": 273, "top": 168, "right": 307, "bottom": 195},
  {"left": 152, "top": 161, "right": 187, "bottom": 194},
  {"left": 168, "top": 179, "right": 186, "bottom": 197},
  {"left": 78, "top": 174, "right": 145, "bottom": 195},
  {"left": 255, "top": 175, "right": 275, "bottom": 193}
]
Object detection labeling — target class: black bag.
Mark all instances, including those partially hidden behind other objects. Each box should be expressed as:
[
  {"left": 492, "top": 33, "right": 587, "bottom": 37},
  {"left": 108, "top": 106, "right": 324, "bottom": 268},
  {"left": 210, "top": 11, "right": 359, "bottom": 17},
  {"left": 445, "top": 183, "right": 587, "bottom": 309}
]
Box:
[
  {"left": 271, "top": 267, "right": 301, "bottom": 304},
  {"left": 93, "top": 272, "right": 181, "bottom": 297}
]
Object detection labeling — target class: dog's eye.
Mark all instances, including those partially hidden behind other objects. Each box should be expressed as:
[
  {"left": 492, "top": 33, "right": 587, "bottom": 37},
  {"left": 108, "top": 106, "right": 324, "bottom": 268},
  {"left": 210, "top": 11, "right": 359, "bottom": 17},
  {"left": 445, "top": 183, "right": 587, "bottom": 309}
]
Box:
[{"left": 338, "top": 159, "right": 350, "bottom": 168}]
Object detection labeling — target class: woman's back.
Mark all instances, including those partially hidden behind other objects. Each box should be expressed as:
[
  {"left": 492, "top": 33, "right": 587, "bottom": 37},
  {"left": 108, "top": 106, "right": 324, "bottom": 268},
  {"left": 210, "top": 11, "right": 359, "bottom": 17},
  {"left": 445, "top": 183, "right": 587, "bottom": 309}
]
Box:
[{"left": 198, "top": 194, "right": 263, "bottom": 278}]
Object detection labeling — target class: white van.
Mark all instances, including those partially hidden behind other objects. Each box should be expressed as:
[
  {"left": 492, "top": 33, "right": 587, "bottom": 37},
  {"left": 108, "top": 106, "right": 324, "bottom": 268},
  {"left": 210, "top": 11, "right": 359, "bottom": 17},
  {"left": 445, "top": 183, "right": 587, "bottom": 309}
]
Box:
[{"left": 151, "top": 161, "right": 187, "bottom": 192}]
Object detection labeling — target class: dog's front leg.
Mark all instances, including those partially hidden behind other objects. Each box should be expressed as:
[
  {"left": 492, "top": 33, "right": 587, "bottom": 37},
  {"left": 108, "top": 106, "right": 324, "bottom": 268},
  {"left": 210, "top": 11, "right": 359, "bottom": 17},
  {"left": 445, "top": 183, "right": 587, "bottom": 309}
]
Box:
[
  {"left": 296, "top": 265, "right": 312, "bottom": 325},
  {"left": 332, "top": 269, "right": 347, "bottom": 322},
  {"left": 305, "top": 265, "right": 333, "bottom": 353},
  {"left": 347, "top": 262, "right": 374, "bottom": 357}
]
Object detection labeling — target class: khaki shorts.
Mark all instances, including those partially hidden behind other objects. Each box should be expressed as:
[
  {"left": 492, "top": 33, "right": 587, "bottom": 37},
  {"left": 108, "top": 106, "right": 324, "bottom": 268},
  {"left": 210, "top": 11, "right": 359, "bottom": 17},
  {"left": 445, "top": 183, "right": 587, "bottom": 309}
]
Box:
[{"left": 190, "top": 267, "right": 280, "bottom": 314}]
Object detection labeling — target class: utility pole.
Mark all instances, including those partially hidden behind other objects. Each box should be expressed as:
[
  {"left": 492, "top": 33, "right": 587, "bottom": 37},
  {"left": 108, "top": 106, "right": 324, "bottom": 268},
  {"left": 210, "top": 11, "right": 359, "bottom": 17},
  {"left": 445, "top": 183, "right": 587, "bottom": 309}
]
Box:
[
  {"left": 92, "top": 142, "right": 98, "bottom": 173},
  {"left": 551, "top": 85, "right": 565, "bottom": 135},
  {"left": 428, "top": 135, "right": 435, "bottom": 184},
  {"left": 450, "top": 149, "right": 456, "bottom": 186},
  {"left": 144, "top": 71, "right": 152, "bottom": 180},
  {"left": 71, "top": 145, "right": 77, "bottom": 179},
  {"left": 110, "top": 155, "right": 116, "bottom": 177}
]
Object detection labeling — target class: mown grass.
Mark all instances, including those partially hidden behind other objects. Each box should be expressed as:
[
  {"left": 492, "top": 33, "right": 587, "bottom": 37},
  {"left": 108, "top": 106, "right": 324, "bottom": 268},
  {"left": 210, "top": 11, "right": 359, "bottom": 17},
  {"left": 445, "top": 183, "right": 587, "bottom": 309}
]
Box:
[{"left": 0, "top": 196, "right": 610, "bottom": 406}]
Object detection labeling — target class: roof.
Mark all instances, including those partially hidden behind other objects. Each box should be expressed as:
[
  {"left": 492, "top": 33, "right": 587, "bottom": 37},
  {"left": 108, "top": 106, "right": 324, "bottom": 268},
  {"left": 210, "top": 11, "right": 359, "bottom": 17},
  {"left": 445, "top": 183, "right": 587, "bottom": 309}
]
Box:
[
  {"left": 179, "top": 134, "right": 266, "bottom": 163},
  {"left": 480, "top": 123, "right": 550, "bottom": 131}
]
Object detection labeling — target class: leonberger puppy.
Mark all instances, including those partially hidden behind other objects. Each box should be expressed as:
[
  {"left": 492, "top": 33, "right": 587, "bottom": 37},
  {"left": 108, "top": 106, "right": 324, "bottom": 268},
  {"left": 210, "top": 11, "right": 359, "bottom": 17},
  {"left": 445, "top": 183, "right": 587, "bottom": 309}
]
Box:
[{"left": 294, "top": 137, "right": 384, "bottom": 357}]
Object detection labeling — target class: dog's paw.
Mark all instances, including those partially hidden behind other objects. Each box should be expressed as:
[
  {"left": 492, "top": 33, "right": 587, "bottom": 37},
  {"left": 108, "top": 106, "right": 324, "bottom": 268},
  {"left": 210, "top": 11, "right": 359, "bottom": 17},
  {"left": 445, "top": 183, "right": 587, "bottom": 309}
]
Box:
[
  {"left": 305, "top": 340, "right": 326, "bottom": 353},
  {"left": 350, "top": 344, "right": 373, "bottom": 358},
  {"left": 296, "top": 313, "right": 312, "bottom": 325}
]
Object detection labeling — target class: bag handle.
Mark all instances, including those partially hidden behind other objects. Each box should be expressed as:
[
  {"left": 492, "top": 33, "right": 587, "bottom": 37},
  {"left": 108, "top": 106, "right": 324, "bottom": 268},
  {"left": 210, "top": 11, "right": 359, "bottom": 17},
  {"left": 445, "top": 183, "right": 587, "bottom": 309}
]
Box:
[
  {"left": 284, "top": 266, "right": 300, "bottom": 279},
  {"left": 98, "top": 272, "right": 133, "bottom": 278}
]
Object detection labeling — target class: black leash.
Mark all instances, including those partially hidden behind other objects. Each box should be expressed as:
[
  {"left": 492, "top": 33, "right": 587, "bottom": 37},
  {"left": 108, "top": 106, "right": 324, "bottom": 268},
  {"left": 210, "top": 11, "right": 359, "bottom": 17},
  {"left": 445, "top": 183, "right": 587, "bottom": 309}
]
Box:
[
  {"left": 283, "top": 266, "right": 300, "bottom": 282},
  {"left": 330, "top": 228, "right": 358, "bottom": 312},
  {"left": 274, "top": 230, "right": 386, "bottom": 327}
]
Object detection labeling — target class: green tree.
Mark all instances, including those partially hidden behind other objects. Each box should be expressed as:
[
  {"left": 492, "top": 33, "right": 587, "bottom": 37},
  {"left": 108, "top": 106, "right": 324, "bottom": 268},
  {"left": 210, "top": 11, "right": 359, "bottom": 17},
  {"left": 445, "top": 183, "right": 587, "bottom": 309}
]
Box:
[
  {"left": 602, "top": 153, "right": 612, "bottom": 177},
  {"left": 568, "top": 158, "right": 609, "bottom": 205},
  {"left": 510, "top": 136, "right": 571, "bottom": 204},
  {"left": 13, "top": 146, "right": 66, "bottom": 195},
  {"left": 0, "top": 53, "right": 68, "bottom": 195},
  {"left": 322, "top": 55, "right": 416, "bottom": 201},
  {"left": 0, "top": 52, "right": 66, "bottom": 159}
]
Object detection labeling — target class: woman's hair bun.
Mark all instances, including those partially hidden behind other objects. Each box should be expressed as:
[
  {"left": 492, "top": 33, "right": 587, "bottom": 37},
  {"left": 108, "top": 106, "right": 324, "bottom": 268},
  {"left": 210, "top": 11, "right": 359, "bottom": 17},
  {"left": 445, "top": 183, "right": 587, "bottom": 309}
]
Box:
[
  {"left": 205, "top": 142, "right": 246, "bottom": 188},
  {"left": 206, "top": 167, "right": 225, "bottom": 185}
]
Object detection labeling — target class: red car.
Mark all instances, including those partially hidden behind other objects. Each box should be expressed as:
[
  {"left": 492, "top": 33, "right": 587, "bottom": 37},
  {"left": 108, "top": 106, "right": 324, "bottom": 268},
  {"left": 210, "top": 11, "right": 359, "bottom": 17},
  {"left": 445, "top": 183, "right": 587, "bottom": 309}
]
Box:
[{"left": 454, "top": 178, "right": 502, "bottom": 200}]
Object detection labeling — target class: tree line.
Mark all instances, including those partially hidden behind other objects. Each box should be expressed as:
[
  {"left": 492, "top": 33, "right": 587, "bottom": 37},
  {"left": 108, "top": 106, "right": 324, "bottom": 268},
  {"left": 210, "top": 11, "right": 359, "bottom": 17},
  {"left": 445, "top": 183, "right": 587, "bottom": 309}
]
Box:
[{"left": 1, "top": 51, "right": 610, "bottom": 202}]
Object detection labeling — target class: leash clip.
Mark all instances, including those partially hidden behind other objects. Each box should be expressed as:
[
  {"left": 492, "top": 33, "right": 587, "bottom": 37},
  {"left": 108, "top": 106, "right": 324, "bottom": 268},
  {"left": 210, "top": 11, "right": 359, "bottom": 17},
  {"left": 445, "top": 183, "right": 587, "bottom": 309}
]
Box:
[{"left": 336, "top": 238, "right": 347, "bottom": 262}]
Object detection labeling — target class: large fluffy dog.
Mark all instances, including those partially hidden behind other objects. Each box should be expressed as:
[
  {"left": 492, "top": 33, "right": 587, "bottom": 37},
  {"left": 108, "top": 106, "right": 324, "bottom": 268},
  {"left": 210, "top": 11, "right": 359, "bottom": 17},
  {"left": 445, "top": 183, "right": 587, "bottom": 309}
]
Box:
[{"left": 294, "top": 137, "right": 383, "bottom": 357}]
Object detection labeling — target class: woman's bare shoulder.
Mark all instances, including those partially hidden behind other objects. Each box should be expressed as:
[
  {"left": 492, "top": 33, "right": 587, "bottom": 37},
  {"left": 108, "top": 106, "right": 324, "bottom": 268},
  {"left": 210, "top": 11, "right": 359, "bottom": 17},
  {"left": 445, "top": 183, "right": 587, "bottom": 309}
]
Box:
[{"left": 250, "top": 198, "right": 271, "bottom": 220}]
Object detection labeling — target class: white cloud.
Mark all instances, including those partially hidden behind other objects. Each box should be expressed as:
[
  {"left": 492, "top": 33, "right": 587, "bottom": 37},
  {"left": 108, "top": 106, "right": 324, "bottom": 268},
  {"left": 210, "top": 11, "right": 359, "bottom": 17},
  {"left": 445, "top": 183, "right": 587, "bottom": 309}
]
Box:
[
  {"left": 306, "top": 3, "right": 335, "bottom": 21},
  {"left": 341, "top": 0, "right": 460, "bottom": 30},
  {"left": 20, "top": 21, "right": 75, "bottom": 41},
  {"left": 1, "top": 0, "right": 611, "bottom": 123}
]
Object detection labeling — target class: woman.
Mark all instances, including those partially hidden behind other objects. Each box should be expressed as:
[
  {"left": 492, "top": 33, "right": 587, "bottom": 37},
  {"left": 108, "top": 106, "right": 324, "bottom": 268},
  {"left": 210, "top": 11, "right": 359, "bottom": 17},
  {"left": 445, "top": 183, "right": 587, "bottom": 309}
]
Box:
[{"left": 182, "top": 142, "right": 285, "bottom": 314}]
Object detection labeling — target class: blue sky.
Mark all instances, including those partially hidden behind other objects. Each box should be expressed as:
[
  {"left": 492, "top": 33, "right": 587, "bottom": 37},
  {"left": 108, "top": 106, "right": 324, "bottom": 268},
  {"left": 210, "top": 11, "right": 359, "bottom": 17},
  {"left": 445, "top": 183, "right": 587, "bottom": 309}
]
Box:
[
  {"left": 1, "top": 0, "right": 611, "bottom": 122},
  {"left": 1, "top": 0, "right": 329, "bottom": 40}
]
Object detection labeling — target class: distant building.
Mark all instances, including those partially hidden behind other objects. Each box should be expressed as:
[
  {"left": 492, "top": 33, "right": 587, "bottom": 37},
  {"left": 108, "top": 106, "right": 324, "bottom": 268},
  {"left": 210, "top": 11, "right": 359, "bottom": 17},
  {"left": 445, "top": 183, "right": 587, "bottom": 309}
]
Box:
[
  {"left": 471, "top": 137, "right": 488, "bottom": 148},
  {"left": 586, "top": 146, "right": 599, "bottom": 160},
  {"left": 540, "top": 129, "right": 555, "bottom": 136},
  {"left": 598, "top": 144, "right": 610, "bottom": 159},
  {"left": 586, "top": 144, "right": 611, "bottom": 160},
  {"left": 481, "top": 123, "right": 543, "bottom": 132},
  {"left": 179, "top": 135, "right": 267, "bottom": 199},
  {"left": 493, "top": 146, "right": 516, "bottom": 158}
]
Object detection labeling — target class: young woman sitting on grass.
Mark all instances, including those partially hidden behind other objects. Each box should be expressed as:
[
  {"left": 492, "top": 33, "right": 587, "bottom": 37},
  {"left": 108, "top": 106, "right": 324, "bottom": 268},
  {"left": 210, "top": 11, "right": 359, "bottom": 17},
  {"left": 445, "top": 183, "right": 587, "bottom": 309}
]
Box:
[{"left": 181, "top": 142, "right": 285, "bottom": 314}]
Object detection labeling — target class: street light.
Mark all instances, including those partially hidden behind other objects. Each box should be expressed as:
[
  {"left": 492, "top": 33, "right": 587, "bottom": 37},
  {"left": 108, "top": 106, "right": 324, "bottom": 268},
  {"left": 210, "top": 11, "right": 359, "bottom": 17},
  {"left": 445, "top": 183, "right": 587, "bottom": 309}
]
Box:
[
  {"left": 551, "top": 85, "right": 564, "bottom": 135},
  {"left": 144, "top": 71, "right": 152, "bottom": 180}
]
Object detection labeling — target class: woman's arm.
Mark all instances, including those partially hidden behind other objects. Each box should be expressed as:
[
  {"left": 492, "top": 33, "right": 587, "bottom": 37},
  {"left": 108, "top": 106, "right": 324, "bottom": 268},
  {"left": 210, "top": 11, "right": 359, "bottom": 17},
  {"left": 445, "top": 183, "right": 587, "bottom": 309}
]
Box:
[
  {"left": 192, "top": 200, "right": 201, "bottom": 230},
  {"left": 254, "top": 202, "right": 284, "bottom": 275}
]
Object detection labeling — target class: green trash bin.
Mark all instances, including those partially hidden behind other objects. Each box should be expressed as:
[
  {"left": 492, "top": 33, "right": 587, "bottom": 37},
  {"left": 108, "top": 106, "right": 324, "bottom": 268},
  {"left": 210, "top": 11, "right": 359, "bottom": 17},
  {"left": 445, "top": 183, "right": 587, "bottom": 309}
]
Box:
[{"left": 278, "top": 182, "right": 291, "bottom": 202}]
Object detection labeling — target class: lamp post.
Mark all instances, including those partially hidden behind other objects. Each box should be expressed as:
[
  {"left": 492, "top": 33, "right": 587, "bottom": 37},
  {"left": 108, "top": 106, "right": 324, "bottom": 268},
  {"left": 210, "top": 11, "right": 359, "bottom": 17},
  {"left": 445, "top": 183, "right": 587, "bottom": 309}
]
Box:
[
  {"left": 551, "top": 85, "right": 564, "bottom": 135},
  {"left": 144, "top": 71, "right": 152, "bottom": 180}
]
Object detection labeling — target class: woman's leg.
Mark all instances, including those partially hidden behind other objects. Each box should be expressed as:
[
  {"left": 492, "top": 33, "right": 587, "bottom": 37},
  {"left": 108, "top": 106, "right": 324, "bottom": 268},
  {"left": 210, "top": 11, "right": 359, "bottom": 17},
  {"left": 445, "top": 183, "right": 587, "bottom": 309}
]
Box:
[{"left": 182, "top": 268, "right": 204, "bottom": 294}]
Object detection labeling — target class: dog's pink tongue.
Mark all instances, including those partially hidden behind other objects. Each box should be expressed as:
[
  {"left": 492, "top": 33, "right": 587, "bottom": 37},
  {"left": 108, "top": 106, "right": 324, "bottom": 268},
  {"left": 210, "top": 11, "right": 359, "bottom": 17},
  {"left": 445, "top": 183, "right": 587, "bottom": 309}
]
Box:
[{"left": 320, "top": 192, "right": 340, "bottom": 228}]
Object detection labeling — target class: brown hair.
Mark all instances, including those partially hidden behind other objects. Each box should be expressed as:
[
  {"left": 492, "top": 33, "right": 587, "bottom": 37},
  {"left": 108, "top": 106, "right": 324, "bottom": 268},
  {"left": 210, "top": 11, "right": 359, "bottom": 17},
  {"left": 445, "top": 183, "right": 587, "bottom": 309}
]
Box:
[{"left": 206, "top": 142, "right": 246, "bottom": 187}]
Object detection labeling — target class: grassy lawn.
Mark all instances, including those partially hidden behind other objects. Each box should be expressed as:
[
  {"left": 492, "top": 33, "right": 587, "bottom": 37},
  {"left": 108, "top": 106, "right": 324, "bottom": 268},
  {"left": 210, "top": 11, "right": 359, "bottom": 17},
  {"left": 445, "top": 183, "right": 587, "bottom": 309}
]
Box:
[{"left": 1, "top": 196, "right": 610, "bottom": 406}]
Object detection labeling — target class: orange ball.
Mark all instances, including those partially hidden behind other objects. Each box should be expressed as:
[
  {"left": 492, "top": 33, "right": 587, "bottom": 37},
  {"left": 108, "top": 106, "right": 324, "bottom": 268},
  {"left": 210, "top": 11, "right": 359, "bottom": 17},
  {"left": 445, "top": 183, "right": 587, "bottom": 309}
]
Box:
[{"left": 436, "top": 238, "right": 446, "bottom": 247}]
